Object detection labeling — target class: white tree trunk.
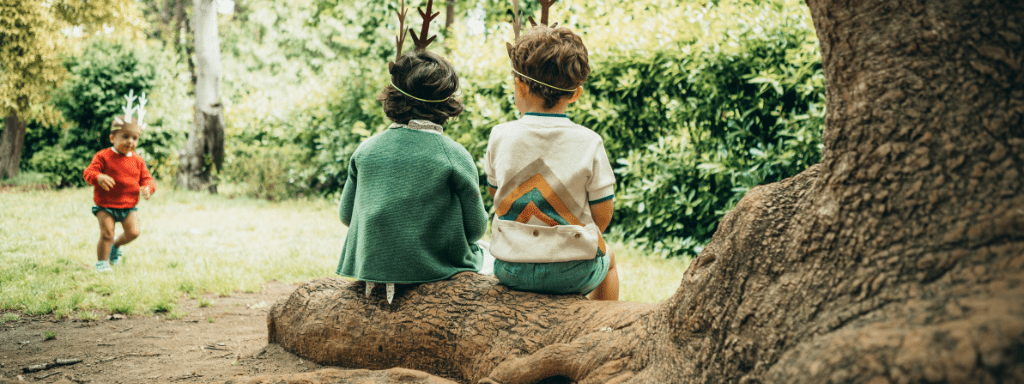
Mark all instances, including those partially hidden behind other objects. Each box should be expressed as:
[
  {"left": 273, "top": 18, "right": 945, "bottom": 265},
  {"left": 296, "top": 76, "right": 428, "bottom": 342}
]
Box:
[{"left": 177, "top": 0, "right": 225, "bottom": 192}]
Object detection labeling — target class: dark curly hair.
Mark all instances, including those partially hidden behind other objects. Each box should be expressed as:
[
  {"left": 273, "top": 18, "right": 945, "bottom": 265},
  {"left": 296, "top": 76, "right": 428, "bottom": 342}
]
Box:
[
  {"left": 509, "top": 25, "right": 591, "bottom": 109},
  {"left": 378, "top": 50, "right": 463, "bottom": 125}
]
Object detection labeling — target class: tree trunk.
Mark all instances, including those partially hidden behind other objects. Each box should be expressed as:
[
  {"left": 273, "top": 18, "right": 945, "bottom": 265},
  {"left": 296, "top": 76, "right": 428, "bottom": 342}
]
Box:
[
  {"left": 253, "top": 0, "right": 1024, "bottom": 383},
  {"left": 0, "top": 112, "right": 28, "bottom": 179},
  {"left": 445, "top": 0, "right": 455, "bottom": 32},
  {"left": 177, "top": 0, "right": 225, "bottom": 193}
]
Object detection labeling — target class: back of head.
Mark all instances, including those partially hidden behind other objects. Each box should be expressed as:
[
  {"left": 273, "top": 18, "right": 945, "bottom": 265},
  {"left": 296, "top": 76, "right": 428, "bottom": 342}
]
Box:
[
  {"left": 379, "top": 50, "right": 464, "bottom": 125},
  {"left": 509, "top": 25, "right": 591, "bottom": 109}
]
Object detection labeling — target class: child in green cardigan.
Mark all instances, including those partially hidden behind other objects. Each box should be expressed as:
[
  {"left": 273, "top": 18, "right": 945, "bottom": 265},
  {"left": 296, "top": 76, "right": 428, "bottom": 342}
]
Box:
[{"left": 336, "top": 49, "right": 490, "bottom": 303}]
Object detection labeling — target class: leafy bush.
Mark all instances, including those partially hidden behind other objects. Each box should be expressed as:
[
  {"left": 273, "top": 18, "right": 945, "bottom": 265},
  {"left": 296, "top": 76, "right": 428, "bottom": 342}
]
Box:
[
  {"left": 26, "top": 146, "right": 89, "bottom": 188},
  {"left": 223, "top": 143, "right": 308, "bottom": 201},
  {"left": 608, "top": 6, "right": 824, "bottom": 258}
]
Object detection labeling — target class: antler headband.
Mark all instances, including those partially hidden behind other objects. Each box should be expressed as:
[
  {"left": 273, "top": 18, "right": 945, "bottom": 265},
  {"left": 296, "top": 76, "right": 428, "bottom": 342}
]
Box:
[
  {"left": 112, "top": 89, "right": 148, "bottom": 131},
  {"left": 388, "top": 0, "right": 450, "bottom": 103},
  {"left": 506, "top": 0, "right": 575, "bottom": 92}
]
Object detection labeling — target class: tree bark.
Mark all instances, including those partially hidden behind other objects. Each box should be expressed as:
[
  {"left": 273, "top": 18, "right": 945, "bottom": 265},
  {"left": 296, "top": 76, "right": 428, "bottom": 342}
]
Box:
[
  {"left": 0, "top": 112, "right": 28, "bottom": 179},
  {"left": 255, "top": 0, "right": 1024, "bottom": 383},
  {"left": 177, "top": 0, "right": 225, "bottom": 193}
]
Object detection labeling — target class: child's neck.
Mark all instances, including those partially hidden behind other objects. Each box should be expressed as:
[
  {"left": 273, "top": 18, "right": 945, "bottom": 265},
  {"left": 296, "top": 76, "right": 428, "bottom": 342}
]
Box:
[{"left": 516, "top": 94, "right": 570, "bottom": 115}]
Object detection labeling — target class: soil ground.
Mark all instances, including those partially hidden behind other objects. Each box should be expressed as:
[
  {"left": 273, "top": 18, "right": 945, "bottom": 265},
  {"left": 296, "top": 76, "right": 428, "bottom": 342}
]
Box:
[{"left": 0, "top": 281, "right": 321, "bottom": 384}]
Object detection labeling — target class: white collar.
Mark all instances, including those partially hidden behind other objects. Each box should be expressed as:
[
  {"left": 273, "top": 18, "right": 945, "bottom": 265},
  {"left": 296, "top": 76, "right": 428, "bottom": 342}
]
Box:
[
  {"left": 111, "top": 147, "right": 133, "bottom": 157},
  {"left": 389, "top": 119, "right": 444, "bottom": 134}
]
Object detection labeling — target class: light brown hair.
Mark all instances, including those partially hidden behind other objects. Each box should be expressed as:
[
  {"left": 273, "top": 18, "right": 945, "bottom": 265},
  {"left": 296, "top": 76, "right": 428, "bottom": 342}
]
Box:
[
  {"left": 110, "top": 115, "right": 142, "bottom": 135},
  {"left": 509, "top": 25, "right": 590, "bottom": 109}
]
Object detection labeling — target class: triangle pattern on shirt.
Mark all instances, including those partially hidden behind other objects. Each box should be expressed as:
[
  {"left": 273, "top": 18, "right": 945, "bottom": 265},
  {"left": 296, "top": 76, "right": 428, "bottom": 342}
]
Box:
[{"left": 498, "top": 174, "right": 581, "bottom": 226}]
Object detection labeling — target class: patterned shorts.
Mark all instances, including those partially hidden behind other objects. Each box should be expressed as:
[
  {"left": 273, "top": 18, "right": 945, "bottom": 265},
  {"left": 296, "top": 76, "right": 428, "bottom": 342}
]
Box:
[
  {"left": 494, "top": 255, "right": 610, "bottom": 295},
  {"left": 92, "top": 206, "right": 137, "bottom": 222}
]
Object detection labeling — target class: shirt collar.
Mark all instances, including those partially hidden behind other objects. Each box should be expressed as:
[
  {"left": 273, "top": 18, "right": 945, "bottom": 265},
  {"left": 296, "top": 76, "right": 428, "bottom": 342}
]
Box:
[
  {"left": 524, "top": 112, "right": 568, "bottom": 118},
  {"left": 519, "top": 113, "right": 574, "bottom": 127},
  {"left": 111, "top": 147, "right": 133, "bottom": 157},
  {"left": 389, "top": 119, "right": 444, "bottom": 134}
]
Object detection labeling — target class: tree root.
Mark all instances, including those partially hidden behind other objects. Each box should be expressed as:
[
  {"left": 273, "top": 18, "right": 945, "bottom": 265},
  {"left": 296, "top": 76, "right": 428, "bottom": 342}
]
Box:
[
  {"left": 481, "top": 332, "right": 636, "bottom": 384},
  {"left": 216, "top": 367, "right": 461, "bottom": 384}
]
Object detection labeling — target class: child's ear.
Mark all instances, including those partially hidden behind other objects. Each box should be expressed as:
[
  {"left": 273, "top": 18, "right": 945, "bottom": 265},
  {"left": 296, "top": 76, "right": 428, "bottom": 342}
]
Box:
[
  {"left": 514, "top": 77, "right": 527, "bottom": 97},
  {"left": 567, "top": 86, "right": 584, "bottom": 104}
]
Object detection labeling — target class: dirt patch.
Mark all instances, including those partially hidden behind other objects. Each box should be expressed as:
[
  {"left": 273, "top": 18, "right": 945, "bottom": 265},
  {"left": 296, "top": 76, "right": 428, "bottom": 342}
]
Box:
[{"left": 0, "top": 281, "right": 323, "bottom": 383}]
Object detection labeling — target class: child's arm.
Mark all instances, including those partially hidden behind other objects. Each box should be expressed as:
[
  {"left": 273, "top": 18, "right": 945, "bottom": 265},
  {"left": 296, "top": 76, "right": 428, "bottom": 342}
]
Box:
[
  {"left": 338, "top": 157, "right": 358, "bottom": 226},
  {"left": 83, "top": 152, "right": 115, "bottom": 191},
  {"left": 451, "top": 147, "right": 488, "bottom": 243},
  {"left": 138, "top": 158, "right": 156, "bottom": 199},
  {"left": 590, "top": 198, "right": 614, "bottom": 233},
  {"left": 588, "top": 142, "right": 617, "bottom": 233}
]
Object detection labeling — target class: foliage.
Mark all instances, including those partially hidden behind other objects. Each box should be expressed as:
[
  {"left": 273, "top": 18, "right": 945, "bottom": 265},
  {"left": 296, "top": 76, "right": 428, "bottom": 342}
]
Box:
[
  {"left": 1, "top": 0, "right": 144, "bottom": 125},
  {"left": 0, "top": 0, "right": 69, "bottom": 122},
  {"left": 24, "top": 37, "right": 187, "bottom": 186},
  {"left": 606, "top": 3, "right": 824, "bottom": 258}
]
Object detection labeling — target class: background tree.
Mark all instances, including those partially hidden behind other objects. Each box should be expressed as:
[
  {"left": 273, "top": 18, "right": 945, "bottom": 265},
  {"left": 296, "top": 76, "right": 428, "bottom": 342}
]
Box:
[
  {"left": 0, "top": 0, "right": 142, "bottom": 179},
  {"left": 254, "top": 0, "right": 1024, "bottom": 383},
  {"left": 177, "top": 0, "right": 226, "bottom": 192}
]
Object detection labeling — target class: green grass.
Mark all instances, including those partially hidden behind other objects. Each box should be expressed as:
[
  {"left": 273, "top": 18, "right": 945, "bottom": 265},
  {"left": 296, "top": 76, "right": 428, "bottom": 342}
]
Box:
[
  {"left": 76, "top": 311, "right": 99, "bottom": 321},
  {"left": 43, "top": 330, "right": 57, "bottom": 340},
  {"left": 1, "top": 182, "right": 343, "bottom": 316},
  {"left": 611, "top": 240, "right": 690, "bottom": 303},
  {"left": 0, "top": 182, "right": 689, "bottom": 317}
]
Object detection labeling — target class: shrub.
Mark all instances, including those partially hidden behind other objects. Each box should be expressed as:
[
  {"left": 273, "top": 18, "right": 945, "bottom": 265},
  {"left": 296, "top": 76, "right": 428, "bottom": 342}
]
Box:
[
  {"left": 609, "top": 7, "right": 824, "bottom": 258},
  {"left": 26, "top": 146, "right": 90, "bottom": 188},
  {"left": 223, "top": 143, "right": 309, "bottom": 201}
]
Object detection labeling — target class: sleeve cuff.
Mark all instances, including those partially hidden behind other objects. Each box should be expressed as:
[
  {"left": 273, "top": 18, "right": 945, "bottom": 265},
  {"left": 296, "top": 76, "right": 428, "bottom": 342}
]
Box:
[{"left": 588, "top": 194, "right": 614, "bottom": 205}]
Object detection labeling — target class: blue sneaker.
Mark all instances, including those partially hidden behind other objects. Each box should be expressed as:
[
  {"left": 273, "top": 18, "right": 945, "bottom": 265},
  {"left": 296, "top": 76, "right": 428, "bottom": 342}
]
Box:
[
  {"left": 95, "top": 260, "right": 112, "bottom": 272},
  {"left": 109, "top": 246, "right": 123, "bottom": 265}
]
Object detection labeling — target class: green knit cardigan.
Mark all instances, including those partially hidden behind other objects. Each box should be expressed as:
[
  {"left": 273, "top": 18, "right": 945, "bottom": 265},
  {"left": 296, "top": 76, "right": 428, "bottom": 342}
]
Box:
[{"left": 336, "top": 125, "right": 488, "bottom": 283}]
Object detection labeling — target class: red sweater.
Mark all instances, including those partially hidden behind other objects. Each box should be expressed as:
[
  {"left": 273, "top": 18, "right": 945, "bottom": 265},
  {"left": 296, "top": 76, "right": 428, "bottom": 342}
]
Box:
[{"left": 83, "top": 149, "right": 156, "bottom": 209}]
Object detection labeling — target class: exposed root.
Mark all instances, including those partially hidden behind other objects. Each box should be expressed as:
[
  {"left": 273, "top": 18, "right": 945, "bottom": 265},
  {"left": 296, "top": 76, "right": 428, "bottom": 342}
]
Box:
[{"left": 481, "top": 333, "right": 633, "bottom": 384}]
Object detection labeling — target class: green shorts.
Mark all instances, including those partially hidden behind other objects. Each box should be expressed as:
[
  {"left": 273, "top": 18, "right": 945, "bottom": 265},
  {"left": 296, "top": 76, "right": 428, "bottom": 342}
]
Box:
[
  {"left": 494, "top": 256, "right": 609, "bottom": 295},
  {"left": 92, "top": 206, "right": 137, "bottom": 222}
]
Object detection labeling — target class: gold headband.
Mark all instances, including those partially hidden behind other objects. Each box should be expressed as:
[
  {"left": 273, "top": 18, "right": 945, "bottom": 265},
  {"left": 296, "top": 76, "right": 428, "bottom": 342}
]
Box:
[
  {"left": 390, "top": 82, "right": 451, "bottom": 103},
  {"left": 511, "top": 68, "right": 576, "bottom": 92}
]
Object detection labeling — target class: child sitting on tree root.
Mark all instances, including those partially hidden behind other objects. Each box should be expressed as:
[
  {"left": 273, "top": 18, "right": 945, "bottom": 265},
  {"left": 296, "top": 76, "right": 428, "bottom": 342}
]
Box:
[
  {"left": 335, "top": 0, "right": 490, "bottom": 304},
  {"left": 484, "top": 1, "right": 619, "bottom": 301},
  {"left": 83, "top": 90, "right": 156, "bottom": 273}
]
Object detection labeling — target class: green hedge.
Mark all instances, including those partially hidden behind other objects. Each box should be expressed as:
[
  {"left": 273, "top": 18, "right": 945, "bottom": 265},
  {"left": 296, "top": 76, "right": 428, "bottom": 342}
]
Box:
[{"left": 604, "top": 15, "right": 825, "bottom": 257}]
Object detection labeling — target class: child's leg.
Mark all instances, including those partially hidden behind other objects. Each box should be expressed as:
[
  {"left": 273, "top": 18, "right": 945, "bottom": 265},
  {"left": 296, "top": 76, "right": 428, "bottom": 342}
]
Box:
[
  {"left": 114, "top": 211, "right": 141, "bottom": 248},
  {"left": 588, "top": 248, "right": 619, "bottom": 301},
  {"left": 96, "top": 211, "right": 116, "bottom": 262}
]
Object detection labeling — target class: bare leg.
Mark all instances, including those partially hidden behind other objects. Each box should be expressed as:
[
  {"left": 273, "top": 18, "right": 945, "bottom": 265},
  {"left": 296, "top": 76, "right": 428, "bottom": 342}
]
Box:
[
  {"left": 114, "top": 211, "right": 141, "bottom": 248},
  {"left": 96, "top": 211, "right": 116, "bottom": 262},
  {"left": 589, "top": 248, "right": 619, "bottom": 301}
]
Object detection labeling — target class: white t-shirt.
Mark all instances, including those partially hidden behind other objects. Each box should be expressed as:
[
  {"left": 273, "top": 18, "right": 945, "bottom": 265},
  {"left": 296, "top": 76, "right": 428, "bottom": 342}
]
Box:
[{"left": 484, "top": 113, "right": 615, "bottom": 263}]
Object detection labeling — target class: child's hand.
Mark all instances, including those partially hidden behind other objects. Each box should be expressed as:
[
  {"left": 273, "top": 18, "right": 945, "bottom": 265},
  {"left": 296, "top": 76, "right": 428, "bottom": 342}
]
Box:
[
  {"left": 97, "top": 174, "right": 115, "bottom": 191},
  {"left": 142, "top": 185, "right": 153, "bottom": 199}
]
